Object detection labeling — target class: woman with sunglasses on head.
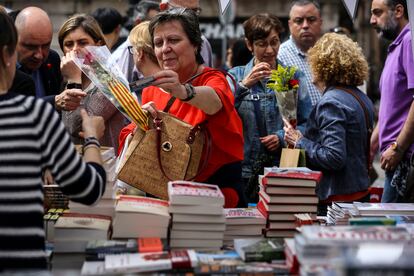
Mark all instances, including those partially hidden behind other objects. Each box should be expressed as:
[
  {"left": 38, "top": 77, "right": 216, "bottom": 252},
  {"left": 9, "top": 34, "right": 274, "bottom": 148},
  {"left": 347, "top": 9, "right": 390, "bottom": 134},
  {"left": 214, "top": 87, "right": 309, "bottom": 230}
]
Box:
[
  {"left": 118, "top": 8, "right": 246, "bottom": 208},
  {"left": 58, "top": 14, "right": 125, "bottom": 150},
  {"left": 228, "top": 13, "right": 311, "bottom": 203},
  {"left": 0, "top": 9, "right": 106, "bottom": 271}
]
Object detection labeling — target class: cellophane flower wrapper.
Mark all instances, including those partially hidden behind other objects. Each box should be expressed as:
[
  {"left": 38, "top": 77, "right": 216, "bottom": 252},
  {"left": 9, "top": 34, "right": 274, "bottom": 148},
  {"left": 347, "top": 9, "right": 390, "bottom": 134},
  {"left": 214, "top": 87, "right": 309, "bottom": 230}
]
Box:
[
  {"left": 274, "top": 89, "right": 298, "bottom": 128},
  {"left": 267, "top": 65, "right": 299, "bottom": 129},
  {"left": 73, "top": 45, "right": 149, "bottom": 131}
]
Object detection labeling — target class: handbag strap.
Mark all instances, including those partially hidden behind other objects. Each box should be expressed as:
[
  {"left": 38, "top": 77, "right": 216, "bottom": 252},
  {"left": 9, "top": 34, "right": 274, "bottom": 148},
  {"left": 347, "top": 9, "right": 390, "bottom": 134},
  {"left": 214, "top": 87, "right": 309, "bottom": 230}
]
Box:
[{"left": 335, "top": 86, "right": 373, "bottom": 172}]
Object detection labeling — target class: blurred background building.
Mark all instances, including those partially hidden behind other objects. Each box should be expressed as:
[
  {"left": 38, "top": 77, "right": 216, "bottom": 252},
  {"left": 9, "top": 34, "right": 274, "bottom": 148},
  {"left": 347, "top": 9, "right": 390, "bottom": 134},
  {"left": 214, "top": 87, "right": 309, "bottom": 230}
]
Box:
[{"left": 1, "top": 0, "right": 389, "bottom": 103}]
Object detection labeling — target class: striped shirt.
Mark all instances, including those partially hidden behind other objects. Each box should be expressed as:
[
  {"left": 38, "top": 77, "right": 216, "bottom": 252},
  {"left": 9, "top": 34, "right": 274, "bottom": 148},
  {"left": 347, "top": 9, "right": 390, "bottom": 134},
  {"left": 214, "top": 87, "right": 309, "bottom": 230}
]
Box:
[
  {"left": 278, "top": 36, "right": 321, "bottom": 106},
  {"left": 0, "top": 93, "right": 106, "bottom": 270}
]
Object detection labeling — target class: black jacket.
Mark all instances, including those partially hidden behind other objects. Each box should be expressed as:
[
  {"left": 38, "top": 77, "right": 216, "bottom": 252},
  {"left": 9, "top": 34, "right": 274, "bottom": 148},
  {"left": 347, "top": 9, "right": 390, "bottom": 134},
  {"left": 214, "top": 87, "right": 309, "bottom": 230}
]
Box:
[{"left": 12, "top": 49, "right": 62, "bottom": 106}]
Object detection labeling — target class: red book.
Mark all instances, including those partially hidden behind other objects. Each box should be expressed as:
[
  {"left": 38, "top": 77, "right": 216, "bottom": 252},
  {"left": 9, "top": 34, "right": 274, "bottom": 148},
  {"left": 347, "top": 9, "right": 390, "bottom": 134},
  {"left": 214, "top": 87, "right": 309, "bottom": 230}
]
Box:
[{"left": 261, "top": 168, "right": 322, "bottom": 188}]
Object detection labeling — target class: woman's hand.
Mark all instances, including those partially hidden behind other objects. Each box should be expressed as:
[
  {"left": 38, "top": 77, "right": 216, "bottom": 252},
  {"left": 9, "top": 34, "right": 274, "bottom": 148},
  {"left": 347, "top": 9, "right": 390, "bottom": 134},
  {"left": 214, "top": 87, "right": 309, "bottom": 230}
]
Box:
[
  {"left": 61, "top": 50, "right": 82, "bottom": 83},
  {"left": 152, "top": 70, "right": 187, "bottom": 100},
  {"left": 55, "top": 89, "right": 87, "bottom": 111},
  {"left": 283, "top": 118, "right": 303, "bottom": 147},
  {"left": 79, "top": 109, "right": 105, "bottom": 140},
  {"left": 241, "top": 62, "right": 272, "bottom": 88},
  {"left": 260, "top": 135, "right": 280, "bottom": 152}
]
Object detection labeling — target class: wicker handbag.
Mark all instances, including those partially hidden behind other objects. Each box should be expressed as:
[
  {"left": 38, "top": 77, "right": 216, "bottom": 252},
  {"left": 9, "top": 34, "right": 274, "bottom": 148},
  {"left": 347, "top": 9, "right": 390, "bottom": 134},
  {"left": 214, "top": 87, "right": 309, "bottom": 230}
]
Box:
[{"left": 117, "top": 110, "right": 209, "bottom": 199}]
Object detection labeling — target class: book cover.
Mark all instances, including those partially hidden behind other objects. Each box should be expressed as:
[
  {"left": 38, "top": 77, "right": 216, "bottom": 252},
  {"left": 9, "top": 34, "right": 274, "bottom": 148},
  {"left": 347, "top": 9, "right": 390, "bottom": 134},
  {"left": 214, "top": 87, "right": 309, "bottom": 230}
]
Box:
[
  {"left": 168, "top": 181, "right": 224, "bottom": 206},
  {"left": 54, "top": 213, "right": 112, "bottom": 242},
  {"left": 261, "top": 168, "right": 322, "bottom": 187},
  {"left": 264, "top": 229, "right": 297, "bottom": 238},
  {"left": 234, "top": 238, "right": 285, "bottom": 262},
  {"left": 104, "top": 250, "right": 198, "bottom": 274},
  {"left": 116, "top": 195, "right": 169, "bottom": 218},
  {"left": 353, "top": 203, "right": 414, "bottom": 216},
  {"left": 85, "top": 238, "right": 169, "bottom": 261},
  {"left": 257, "top": 203, "right": 298, "bottom": 221},
  {"left": 301, "top": 225, "right": 411, "bottom": 243},
  {"left": 224, "top": 208, "right": 266, "bottom": 225},
  {"left": 54, "top": 213, "right": 111, "bottom": 231},
  {"left": 259, "top": 191, "right": 318, "bottom": 204}
]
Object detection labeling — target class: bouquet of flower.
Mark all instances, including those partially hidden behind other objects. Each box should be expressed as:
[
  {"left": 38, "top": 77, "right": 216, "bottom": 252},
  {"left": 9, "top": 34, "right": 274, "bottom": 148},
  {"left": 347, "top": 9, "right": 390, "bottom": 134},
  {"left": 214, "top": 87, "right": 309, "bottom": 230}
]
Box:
[
  {"left": 267, "top": 64, "right": 299, "bottom": 128},
  {"left": 73, "top": 46, "right": 149, "bottom": 131}
]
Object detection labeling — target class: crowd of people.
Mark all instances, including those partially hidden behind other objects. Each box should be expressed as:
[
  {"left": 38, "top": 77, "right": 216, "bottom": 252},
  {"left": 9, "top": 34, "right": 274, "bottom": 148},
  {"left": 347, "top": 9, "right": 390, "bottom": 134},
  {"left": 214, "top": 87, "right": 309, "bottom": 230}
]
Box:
[{"left": 0, "top": 0, "right": 413, "bottom": 271}]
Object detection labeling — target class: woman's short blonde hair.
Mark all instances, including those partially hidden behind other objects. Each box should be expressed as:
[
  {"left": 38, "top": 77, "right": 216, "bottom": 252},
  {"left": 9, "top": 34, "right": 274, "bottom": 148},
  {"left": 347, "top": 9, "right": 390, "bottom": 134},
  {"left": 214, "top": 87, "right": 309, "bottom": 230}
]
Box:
[
  {"left": 129, "top": 21, "right": 158, "bottom": 65},
  {"left": 308, "top": 33, "right": 368, "bottom": 87}
]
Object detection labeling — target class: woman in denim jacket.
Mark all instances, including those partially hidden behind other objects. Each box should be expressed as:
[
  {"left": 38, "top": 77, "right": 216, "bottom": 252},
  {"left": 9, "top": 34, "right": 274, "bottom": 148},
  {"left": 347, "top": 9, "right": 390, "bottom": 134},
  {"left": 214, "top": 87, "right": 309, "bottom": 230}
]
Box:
[
  {"left": 284, "top": 33, "right": 374, "bottom": 215},
  {"left": 228, "top": 13, "right": 311, "bottom": 202}
]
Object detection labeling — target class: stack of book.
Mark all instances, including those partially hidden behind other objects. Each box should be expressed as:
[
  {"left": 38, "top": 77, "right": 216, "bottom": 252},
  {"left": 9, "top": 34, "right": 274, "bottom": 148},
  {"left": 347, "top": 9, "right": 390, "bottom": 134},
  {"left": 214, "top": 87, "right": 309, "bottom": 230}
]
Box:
[
  {"left": 257, "top": 167, "right": 321, "bottom": 238},
  {"left": 223, "top": 208, "right": 266, "bottom": 246},
  {"left": 168, "top": 181, "right": 225, "bottom": 251},
  {"left": 53, "top": 212, "right": 112, "bottom": 253},
  {"left": 112, "top": 195, "right": 170, "bottom": 239},
  {"left": 68, "top": 147, "right": 118, "bottom": 218},
  {"left": 327, "top": 202, "right": 357, "bottom": 225}
]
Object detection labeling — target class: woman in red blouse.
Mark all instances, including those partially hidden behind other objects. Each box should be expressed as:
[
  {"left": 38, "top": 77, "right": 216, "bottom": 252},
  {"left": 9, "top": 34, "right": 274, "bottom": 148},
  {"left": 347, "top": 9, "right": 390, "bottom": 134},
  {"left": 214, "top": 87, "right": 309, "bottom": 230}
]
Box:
[{"left": 118, "top": 8, "right": 245, "bottom": 207}]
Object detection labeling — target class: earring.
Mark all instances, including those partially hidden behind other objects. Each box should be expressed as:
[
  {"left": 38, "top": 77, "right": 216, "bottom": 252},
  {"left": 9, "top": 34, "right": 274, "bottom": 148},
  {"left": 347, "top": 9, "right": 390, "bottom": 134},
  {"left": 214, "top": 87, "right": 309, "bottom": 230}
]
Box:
[{"left": 6, "top": 62, "right": 10, "bottom": 67}]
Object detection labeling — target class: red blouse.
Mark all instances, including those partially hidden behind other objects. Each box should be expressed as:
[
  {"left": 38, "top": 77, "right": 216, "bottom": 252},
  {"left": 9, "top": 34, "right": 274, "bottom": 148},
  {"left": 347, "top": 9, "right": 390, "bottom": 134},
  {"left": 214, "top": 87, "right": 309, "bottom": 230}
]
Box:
[{"left": 118, "top": 67, "right": 244, "bottom": 181}]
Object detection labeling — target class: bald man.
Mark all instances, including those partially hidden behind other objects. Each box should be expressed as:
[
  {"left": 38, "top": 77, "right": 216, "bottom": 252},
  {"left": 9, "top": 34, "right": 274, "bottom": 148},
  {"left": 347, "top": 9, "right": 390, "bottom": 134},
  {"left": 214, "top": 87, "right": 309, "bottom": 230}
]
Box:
[{"left": 13, "top": 7, "right": 62, "bottom": 104}]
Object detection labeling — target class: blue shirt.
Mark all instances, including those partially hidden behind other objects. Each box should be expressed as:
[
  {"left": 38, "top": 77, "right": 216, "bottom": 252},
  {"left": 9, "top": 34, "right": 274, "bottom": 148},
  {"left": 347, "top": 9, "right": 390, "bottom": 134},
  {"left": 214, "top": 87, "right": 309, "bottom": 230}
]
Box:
[
  {"left": 228, "top": 58, "right": 312, "bottom": 178},
  {"left": 297, "top": 86, "right": 374, "bottom": 200}
]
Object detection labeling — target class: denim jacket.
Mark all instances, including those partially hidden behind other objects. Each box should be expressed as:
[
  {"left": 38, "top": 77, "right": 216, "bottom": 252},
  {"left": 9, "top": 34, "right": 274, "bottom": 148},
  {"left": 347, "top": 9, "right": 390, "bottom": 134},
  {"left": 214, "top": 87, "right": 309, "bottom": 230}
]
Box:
[
  {"left": 228, "top": 58, "right": 312, "bottom": 178},
  {"left": 297, "top": 86, "right": 374, "bottom": 200}
]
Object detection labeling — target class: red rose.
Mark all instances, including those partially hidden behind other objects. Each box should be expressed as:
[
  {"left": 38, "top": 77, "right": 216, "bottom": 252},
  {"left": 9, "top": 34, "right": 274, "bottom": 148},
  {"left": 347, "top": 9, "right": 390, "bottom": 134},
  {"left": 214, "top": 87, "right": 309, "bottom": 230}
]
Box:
[{"left": 289, "top": 79, "right": 299, "bottom": 87}]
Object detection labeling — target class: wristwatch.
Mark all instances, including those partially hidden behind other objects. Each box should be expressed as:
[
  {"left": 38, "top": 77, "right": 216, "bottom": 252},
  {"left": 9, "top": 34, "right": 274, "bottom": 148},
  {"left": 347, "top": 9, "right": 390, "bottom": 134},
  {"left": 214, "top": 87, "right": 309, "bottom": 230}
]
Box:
[{"left": 390, "top": 141, "right": 403, "bottom": 153}]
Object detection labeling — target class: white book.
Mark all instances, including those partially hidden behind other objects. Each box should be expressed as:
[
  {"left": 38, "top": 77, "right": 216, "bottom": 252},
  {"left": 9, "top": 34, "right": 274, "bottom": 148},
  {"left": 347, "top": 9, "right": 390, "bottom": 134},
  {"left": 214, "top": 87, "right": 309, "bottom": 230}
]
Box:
[
  {"left": 225, "top": 208, "right": 266, "bottom": 225},
  {"left": 81, "top": 261, "right": 106, "bottom": 275},
  {"left": 168, "top": 181, "right": 224, "bottom": 206},
  {"left": 170, "top": 239, "right": 223, "bottom": 248},
  {"left": 104, "top": 250, "right": 198, "bottom": 274},
  {"left": 225, "top": 226, "right": 263, "bottom": 236},
  {"left": 170, "top": 229, "right": 224, "bottom": 240},
  {"left": 112, "top": 223, "right": 168, "bottom": 239},
  {"left": 172, "top": 212, "right": 225, "bottom": 223},
  {"left": 169, "top": 204, "right": 223, "bottom": 215},
  {"left": 172, "top": 222, "right": 226, "bottom": 231}
]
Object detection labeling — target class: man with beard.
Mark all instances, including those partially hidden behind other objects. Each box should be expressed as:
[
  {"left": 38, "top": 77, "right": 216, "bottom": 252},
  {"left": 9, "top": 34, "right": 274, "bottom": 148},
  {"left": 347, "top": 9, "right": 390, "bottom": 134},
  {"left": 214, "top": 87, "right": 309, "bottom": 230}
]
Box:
[
  {"left": 278, "top": 0, "right": 323, "bottom": 107},
  {"left": 370, "top": 0, "right": 414, "bottom": 202}
]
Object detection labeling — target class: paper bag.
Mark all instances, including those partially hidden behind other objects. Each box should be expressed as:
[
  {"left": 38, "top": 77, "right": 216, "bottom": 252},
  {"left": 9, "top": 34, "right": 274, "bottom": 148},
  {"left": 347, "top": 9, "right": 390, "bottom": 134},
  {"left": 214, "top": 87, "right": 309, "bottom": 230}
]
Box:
[{"left": 279, "top": 148, "right": 306, "bottom": 168}]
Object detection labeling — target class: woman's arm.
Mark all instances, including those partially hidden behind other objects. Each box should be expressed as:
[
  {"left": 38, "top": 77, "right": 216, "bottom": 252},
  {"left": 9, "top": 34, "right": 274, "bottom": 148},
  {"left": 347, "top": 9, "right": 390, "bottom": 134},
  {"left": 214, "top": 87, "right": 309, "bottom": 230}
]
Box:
[
  {"left": 152, "top": 70, "right": 222, "bottom": 115},
  {"left": 42, "top": 103, "right": 106, "bottom": 205},
  {"left": 285, "top": 100, "right": 347, "bottom": 170}
]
